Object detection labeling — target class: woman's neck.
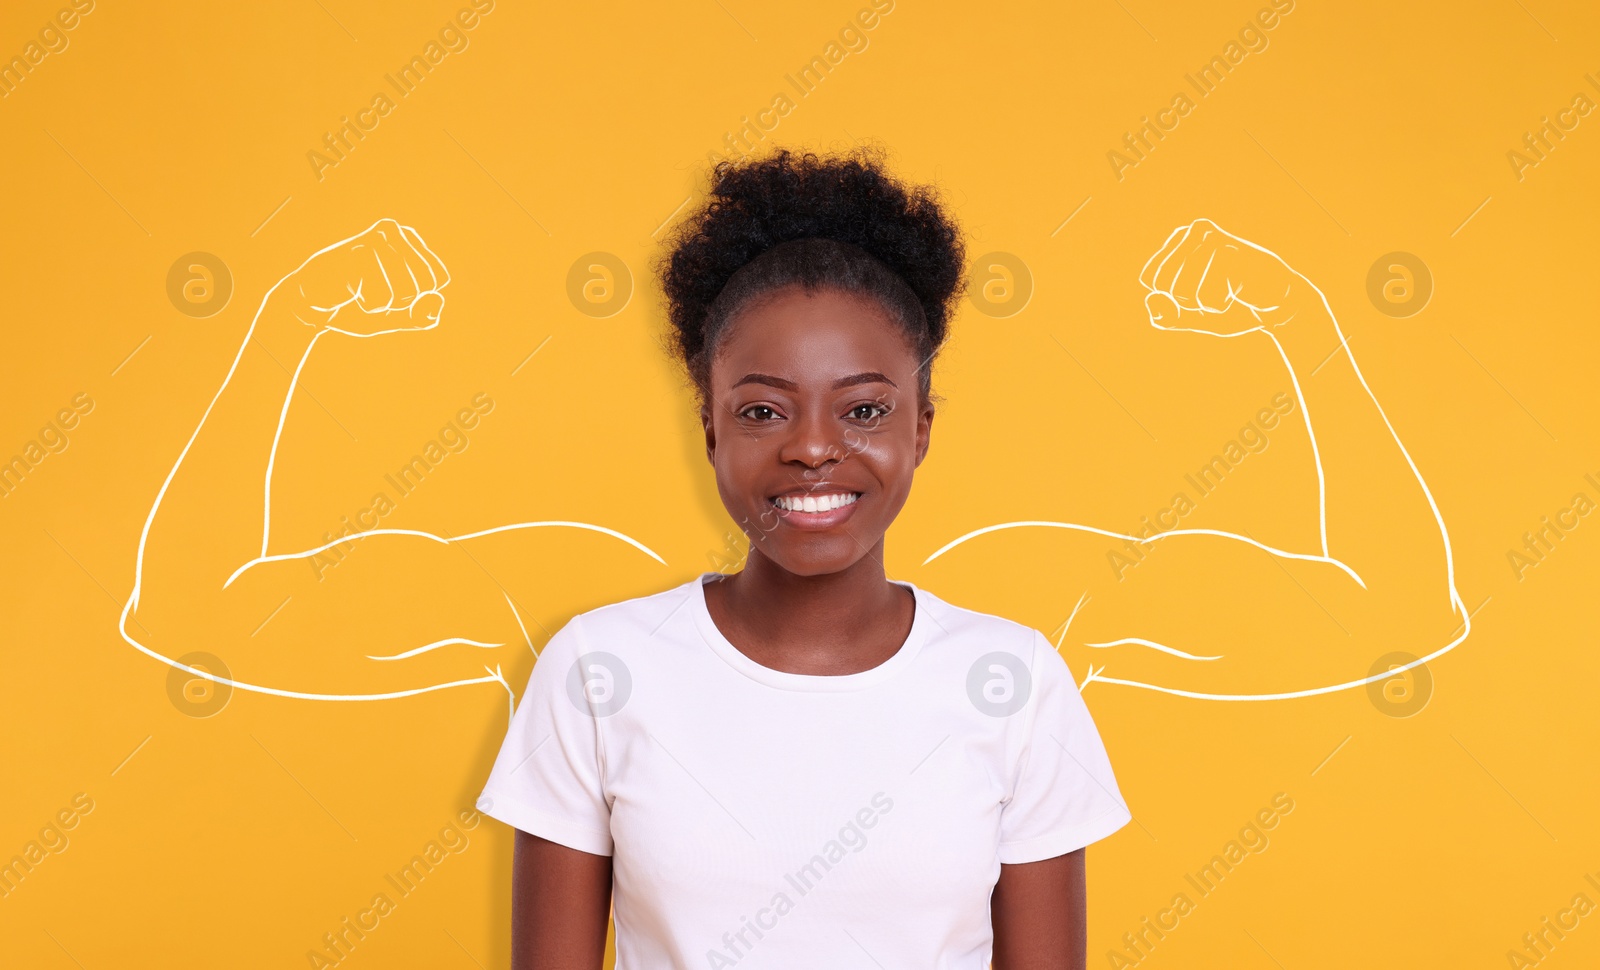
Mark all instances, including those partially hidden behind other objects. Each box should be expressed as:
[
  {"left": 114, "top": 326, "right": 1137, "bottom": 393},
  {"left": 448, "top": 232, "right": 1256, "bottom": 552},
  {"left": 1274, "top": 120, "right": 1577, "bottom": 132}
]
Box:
[{"left": 703, "top": 547, "right": 914, "bottom": 676}]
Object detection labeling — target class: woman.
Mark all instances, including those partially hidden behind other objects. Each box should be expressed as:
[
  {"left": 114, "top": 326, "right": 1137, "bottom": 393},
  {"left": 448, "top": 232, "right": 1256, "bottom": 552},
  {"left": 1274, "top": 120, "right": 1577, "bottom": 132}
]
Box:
[{"left": 476, "top": 148, "right": 1131, "bottom": 968}]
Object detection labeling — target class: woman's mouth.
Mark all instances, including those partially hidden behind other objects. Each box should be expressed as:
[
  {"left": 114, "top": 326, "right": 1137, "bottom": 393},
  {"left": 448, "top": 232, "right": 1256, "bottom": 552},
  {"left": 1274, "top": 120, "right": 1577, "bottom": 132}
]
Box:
[
  {"left": 768, "top": 491, "right": 861, "bottom": 529},
  {"left": 771, "top": 491, "right": 859, "bottom": 512}
]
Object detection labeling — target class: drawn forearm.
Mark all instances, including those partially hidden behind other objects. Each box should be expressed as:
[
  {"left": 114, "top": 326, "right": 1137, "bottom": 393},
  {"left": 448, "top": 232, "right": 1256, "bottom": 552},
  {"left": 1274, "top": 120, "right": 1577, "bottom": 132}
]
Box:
[
  {"left": 1268, "top": 301, "right": 1454, "bottom": 604},
  {"left": 134, "top": 303, "right": 320, "bottom": 603}
]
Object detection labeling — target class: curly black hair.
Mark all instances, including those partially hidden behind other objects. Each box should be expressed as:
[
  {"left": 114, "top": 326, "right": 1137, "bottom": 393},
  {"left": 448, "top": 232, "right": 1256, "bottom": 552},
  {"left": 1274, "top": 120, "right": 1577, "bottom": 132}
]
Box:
[{"left": 656, "top": 146, "right": 967, "bottom": 411}]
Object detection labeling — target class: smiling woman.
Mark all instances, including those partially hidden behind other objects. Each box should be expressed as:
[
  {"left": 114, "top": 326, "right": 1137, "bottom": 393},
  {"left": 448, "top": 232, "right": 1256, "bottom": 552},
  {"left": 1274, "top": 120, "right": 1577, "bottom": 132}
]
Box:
[{"left": 474, "top": 147, "right": 1133, "bottom": 969}]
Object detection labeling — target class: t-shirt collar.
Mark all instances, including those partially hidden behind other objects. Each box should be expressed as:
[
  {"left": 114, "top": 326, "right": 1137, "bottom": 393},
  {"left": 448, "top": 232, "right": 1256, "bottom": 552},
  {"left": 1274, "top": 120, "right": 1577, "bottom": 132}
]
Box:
[{"left": 689, "top": 571, "right": 929, "bottom": 692}]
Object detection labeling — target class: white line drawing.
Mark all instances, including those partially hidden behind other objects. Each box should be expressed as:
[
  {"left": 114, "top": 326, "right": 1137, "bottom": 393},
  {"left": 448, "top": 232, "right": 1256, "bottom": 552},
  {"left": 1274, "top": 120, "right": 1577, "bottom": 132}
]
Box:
[
  {"left": 365, "top": 638, "right": 505, "bottom": 662},
  {"left": 926, "top": 218, "right": 1471, "bottom": 701},
  {"left": 504, "top": 590, "right": 539, "bottom": 658},
  {"left": 1083, "top": 638, "right": 1223, "bottom": 662},
  {"left": 122, "top": 216, "right": 1467, "bottom": 708},
  {"left": 223, "top": 520, "right": 663, "bottom": 589},
  {"left": 927, "top": 523, "right": 1366, "bottom": 587},
  {"left": 1054, "top": 591, "right": 1090, "bottom": 648},
  {"left": 118, "top": 219, "right": 665, "bottom": 707}
]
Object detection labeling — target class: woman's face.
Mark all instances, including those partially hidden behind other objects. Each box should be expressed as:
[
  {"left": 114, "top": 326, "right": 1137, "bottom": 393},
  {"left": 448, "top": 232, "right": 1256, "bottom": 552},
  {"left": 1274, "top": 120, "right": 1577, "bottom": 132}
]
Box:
[{"left": 702, "top": 284, "right": 935, "bottom": 578}]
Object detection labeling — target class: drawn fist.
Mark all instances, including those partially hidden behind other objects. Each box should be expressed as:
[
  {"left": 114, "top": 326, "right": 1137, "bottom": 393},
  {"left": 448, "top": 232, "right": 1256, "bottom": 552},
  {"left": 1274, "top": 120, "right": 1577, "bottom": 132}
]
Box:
[
  {"left": 1138, "top": 218, "right": 1322, "bottom": 336},
  {"left": 268, "top": 218, "right": 451, "bottom": 336}
]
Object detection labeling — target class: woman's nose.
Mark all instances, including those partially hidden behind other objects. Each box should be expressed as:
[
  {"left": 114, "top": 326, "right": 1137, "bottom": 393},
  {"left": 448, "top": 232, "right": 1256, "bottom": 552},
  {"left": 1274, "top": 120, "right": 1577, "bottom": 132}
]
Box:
[{"left": 778, "top": 406, "right": 845, "bottom": 468}]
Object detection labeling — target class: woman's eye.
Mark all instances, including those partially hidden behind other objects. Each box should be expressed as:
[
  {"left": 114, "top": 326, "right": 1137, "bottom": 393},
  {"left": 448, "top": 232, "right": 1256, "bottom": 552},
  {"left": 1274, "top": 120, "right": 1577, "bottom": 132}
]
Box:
[
  {"left": 849, "top": 403, "right": 890, "bottom": 421},
  {"left": 740, "top": 405, "right": 779, "bottom": 421}
]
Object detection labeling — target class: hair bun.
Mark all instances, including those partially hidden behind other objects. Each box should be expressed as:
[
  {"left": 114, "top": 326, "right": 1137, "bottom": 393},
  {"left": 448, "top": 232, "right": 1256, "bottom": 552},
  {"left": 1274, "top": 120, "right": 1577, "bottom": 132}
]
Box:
[{"left": 657, "top": 146, "right": 966, "bottom": 403}]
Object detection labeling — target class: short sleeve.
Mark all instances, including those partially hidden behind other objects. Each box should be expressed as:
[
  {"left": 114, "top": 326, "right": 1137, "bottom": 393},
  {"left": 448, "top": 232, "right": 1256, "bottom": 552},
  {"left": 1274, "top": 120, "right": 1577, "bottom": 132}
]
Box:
[
  {"left": 476, "top": 614, "right": 614, "bottom": 856},
  {"left": 997, "top": 631, "right": 1133, "bottom": 864}
]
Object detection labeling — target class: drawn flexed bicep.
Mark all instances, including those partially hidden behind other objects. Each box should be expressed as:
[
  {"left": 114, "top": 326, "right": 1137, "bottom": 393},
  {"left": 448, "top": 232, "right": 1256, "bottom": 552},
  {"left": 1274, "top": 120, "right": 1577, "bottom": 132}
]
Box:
[
  {"left": 925, "top": 219, "right": 1466, "bottom": 702},
  {"left": 122, "top": 221, "right": 665, "bottom": 707}
]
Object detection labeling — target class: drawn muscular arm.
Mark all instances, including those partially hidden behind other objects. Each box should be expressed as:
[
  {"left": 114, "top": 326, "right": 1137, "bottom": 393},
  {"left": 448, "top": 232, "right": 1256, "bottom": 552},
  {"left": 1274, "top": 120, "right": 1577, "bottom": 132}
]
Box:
[
  {"left": 935, "top": 221, "right": 1466, "bottom": 698},
  {"left": 1081, "top": 221, "right": 1463, "bottom": 695},
  {"left": 1133, "top": 223, "right": 1452, "bottom": 595},
  {"left": 121, "top": 220, "right": 650, "bottom": 700}
]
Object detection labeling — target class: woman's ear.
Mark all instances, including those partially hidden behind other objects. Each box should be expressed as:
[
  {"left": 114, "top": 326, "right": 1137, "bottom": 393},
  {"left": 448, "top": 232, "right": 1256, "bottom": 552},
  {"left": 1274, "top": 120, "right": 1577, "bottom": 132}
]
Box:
[
  {"left": 914, "top": 401, "right": 935, "bottom": 467},
  {"left": 701, "top": 402, "right": 716, "bottom": 464}
]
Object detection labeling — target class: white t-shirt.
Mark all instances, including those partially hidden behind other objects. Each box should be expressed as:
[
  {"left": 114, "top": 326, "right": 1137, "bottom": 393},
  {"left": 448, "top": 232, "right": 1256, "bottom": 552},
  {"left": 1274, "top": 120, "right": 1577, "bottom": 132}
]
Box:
[{"left": 477, "top": 572, "right": 1132, "bottom": 968}]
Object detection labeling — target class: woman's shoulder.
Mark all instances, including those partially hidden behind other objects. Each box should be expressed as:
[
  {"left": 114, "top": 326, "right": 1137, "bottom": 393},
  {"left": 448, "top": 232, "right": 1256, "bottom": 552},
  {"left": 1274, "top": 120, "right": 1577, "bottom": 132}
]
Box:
[
  {"left": 545, "top": 575, "right": 704, "bottom": 649},
  {"left": 910, "top": 582, "right": 1051, "bottom": 657},
  {"left": 911, "top": 584, "right": 1081, "bottom": 699}
]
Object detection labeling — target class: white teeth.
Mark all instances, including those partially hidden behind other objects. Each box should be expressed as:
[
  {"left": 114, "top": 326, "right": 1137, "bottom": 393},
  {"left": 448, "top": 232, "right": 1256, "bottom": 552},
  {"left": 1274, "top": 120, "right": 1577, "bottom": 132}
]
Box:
[{"left": 772, "top": 492, "right": 859, "bottom": 512}]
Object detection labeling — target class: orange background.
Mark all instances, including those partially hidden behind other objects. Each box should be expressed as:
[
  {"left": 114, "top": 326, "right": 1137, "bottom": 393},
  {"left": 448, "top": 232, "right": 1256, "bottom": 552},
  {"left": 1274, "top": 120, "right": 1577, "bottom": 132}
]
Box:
[{"left": 2, "top": 0, "right": 1598, "bottom": 967}]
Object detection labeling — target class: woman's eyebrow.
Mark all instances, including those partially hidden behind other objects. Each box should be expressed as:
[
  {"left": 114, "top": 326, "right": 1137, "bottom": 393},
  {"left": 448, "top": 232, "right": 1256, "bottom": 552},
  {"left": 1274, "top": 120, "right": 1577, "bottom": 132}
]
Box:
[
  {"left": 732, "top": 372, "right": 898, "bottom": 390},
  {"left": 732, "top": 373, "right": 797, "bottom": 390},
  {"left": 835, "top": 371, "right": 897, "bottom": 389}
]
